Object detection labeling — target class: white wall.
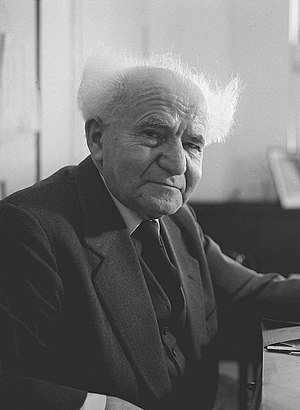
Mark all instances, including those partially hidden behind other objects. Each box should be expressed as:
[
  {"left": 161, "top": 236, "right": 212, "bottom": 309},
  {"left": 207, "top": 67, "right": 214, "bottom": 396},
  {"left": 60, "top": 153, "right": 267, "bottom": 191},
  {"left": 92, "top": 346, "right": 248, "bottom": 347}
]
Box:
[
  {"left": 221, "top": 0, "right": 289, "bottom": 202},
  {"left": 0, "top": 0, "right": 36, "bottom": 197},
  {"left": 41, "top": 0, "right": 77, "bottom": 177}
]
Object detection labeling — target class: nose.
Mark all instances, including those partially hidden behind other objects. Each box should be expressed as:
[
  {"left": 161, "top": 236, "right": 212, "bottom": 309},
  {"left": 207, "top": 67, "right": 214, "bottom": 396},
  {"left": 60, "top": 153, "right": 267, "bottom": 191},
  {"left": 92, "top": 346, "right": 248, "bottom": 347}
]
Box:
[{"left": 157, "top": 140, "right": 187, "bottom": 175}]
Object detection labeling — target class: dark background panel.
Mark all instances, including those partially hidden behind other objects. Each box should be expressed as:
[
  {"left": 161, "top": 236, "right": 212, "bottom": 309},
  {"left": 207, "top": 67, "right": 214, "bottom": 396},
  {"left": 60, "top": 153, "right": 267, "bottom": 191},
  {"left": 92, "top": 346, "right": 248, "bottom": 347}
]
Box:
[{"left": 189, "top": 202, "right": 300, "bottom": 275}]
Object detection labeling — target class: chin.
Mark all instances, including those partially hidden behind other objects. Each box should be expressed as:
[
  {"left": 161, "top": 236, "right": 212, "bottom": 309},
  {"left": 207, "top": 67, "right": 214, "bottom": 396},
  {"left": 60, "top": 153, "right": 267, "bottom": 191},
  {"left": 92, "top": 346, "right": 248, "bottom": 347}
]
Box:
[{"left": 143, "top": 199, "right": 182, "bottom": 219}]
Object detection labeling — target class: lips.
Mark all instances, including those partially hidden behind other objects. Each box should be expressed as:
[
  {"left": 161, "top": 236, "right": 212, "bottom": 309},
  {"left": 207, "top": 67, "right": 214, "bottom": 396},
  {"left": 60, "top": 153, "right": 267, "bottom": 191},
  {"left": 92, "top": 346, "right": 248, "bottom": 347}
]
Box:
[{"left": 148, "top": 181, "right": 183, "bottom": 191}]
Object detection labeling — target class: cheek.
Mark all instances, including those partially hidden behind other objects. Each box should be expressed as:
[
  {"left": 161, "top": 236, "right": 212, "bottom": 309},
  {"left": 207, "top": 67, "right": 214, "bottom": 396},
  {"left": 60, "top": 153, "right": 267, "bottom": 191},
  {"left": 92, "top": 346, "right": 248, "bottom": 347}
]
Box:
[
  {"left": 107, "top": 150, "right": 145, "bottom": 186},
  {"left": 116, "top": 145, "right": 151, "bottom": 175},
  {"left": 185, "top": 162, "right": 202, "bottom": 195},
  {"left": 117, "top": 157, "right": 142, "bottom": 179}
]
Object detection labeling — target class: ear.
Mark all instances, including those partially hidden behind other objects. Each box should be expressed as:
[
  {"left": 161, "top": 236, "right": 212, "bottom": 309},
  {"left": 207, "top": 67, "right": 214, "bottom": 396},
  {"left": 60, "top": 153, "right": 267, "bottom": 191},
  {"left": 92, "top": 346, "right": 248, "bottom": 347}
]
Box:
[{"left": 85, "top": 118, "right": 106, "bottom": 165}]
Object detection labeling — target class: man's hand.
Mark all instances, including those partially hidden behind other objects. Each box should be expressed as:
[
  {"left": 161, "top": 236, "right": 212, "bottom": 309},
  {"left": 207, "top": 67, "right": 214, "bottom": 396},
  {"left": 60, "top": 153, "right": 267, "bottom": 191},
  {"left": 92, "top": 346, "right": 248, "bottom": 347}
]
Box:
[{"left": 105, "top": 396, "right": 144, "bottom": 409}]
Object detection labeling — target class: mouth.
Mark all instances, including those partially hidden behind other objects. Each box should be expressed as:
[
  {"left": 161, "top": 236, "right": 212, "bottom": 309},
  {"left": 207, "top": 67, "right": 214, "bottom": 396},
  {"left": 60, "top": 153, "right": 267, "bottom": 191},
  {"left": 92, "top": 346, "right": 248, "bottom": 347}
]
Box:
[{"left": 148, "top": 181, "right": 183, "bottom": 191}]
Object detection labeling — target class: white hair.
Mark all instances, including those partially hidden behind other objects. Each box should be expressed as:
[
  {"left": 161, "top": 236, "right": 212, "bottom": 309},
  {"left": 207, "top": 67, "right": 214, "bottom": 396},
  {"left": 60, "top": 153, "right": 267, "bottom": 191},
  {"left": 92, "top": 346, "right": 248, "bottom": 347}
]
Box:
[{"left": 77, "top": 46, "right": 241, "bottom": 145}]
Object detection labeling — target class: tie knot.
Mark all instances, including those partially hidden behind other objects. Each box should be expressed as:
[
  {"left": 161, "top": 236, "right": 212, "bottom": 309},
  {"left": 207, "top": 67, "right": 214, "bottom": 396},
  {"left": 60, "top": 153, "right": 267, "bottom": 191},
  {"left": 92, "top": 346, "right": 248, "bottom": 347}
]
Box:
[{"left": 134, "top": 219, "right": 160, "bottom": 245}]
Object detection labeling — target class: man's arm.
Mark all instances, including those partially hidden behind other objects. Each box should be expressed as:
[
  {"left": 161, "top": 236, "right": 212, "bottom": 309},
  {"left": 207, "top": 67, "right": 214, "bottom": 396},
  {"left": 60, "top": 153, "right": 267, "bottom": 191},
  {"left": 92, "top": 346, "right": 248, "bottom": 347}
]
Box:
[
  {"left": 205, "top": 234, "right": 300, "bottom": 321},
  {"left": 0, "top": 202, "right": 90, "bottom": 409},
  {"left": 0, "top": 371, "right": 87, "bottom": 410}
]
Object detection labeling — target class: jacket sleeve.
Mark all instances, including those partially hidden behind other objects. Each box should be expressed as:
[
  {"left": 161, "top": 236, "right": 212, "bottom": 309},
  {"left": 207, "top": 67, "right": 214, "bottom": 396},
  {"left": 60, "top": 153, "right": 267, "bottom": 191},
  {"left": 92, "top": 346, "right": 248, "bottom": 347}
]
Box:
[
  {"left": 0, "top": 371, "right": 86, "bottom": 410},
  {"left": 204, "top": 234, "right": 300, "bottom": 322},
  {"left": 0, "top": 202, "right": 87, "bottom": 409}
]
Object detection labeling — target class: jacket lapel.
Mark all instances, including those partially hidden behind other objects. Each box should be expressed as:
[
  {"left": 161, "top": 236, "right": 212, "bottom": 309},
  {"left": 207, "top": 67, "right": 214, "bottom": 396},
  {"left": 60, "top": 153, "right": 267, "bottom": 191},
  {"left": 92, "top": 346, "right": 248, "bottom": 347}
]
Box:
[
  {"left": 74, "top": 157, "right": 171, "bottom": 397},
  {"left": 161, "top": 217, "right": 208, "bottom": 359}
]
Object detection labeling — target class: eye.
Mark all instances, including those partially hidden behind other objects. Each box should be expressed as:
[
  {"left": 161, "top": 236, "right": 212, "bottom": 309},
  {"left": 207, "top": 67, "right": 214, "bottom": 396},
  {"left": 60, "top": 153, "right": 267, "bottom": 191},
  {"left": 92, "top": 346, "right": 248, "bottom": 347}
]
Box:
[
  {"left": 183, "top": 142, "right": 203, "bottom": 155},
  {"left": 144, "top": 130, "right": 159, "bottom": 138},
  {"left": 142, "top": 130, "right": 162, "bottom": 146}
]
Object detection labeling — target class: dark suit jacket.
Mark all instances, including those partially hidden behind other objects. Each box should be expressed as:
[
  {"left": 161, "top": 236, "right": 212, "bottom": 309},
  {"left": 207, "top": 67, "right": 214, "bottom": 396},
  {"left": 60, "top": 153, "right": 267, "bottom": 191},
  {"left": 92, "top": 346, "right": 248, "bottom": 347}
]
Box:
[{"left": 1, "top": 156, "right": 300, "bottom": 410}]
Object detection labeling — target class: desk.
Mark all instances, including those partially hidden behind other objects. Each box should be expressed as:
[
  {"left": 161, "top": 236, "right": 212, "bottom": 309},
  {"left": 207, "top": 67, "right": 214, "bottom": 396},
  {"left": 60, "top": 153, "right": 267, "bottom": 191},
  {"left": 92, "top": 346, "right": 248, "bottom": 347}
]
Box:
[{"left": 259, "top": 321, "right": 300, "bottom": 409}]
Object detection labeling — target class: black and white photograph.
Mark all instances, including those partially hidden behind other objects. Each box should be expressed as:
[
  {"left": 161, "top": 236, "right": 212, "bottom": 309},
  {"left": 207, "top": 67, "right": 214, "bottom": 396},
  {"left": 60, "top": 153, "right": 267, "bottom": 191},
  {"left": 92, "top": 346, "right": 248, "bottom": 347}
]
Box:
[{"left": 1, "top": 1, "right": 300, "bottom": 409}]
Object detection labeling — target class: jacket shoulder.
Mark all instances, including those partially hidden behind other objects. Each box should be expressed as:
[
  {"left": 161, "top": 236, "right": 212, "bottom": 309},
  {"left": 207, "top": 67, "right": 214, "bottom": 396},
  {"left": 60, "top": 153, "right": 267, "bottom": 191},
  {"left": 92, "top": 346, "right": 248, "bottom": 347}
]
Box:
[
  {"left": 0, "top": 165, "right": 81, "bottom": 240},
  {"left": 2, "top": 166, "right": 76, "bottom": 208}
]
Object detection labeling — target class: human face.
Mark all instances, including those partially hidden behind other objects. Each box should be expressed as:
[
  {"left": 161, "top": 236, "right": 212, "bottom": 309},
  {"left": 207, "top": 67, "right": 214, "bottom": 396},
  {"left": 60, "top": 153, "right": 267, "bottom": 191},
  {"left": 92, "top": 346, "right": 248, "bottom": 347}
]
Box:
[{"left": 92, "top": 68, "right": 209, "bottom": 219}]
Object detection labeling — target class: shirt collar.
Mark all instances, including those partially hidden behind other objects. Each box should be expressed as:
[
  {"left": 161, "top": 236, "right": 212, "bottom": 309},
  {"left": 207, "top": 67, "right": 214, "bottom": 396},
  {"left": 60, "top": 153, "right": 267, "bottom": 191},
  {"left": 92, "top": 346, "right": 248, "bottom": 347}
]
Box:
[{"left": 99, "top": 173, "right": 143, "bottom": 235}]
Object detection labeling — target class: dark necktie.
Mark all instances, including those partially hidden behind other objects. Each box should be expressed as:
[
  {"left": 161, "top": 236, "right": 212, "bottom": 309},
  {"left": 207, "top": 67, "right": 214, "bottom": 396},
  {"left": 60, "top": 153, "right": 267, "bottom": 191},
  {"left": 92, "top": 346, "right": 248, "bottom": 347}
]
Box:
[{"left": 134, "top": 219, "right": 184, "bottom": 317}]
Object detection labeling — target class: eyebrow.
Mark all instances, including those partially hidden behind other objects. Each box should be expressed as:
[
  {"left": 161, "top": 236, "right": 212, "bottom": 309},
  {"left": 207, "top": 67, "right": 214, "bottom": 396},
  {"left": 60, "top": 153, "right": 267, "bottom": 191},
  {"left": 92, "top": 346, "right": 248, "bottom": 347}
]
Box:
[
  {"left": 135, "top": 115, "right": 174, "bottom": 129},
  {"left": 135, "top": 115, "right": 206, "bottom": 145}
]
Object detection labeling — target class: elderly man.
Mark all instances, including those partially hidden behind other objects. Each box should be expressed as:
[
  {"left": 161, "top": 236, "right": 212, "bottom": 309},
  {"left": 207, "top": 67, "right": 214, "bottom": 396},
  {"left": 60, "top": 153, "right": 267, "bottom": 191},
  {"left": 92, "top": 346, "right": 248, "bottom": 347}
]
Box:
[{"left": 1, "top": 49, "right": 300, "bottom": 410}]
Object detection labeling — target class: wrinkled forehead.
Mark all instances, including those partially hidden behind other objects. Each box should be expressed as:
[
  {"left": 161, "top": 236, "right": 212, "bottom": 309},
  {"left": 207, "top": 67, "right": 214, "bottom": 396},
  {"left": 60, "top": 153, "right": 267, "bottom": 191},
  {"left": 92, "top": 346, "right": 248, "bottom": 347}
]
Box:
[{"left": 122, "top": 67, "right": 209, "bottom": 126}]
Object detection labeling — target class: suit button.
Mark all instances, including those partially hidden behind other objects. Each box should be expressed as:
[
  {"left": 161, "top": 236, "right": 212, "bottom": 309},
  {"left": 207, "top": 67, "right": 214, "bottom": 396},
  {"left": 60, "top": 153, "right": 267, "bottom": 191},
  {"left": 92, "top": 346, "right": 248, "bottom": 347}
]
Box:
[
  {"left": 171, "top": 348, "right": 177, "bottom": 358},
  {"left": 247, "top": 381, "right": 257, "bottom": 391},
  {"left": 163, "top": 325, "right": 168, "bottom": 335}
]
